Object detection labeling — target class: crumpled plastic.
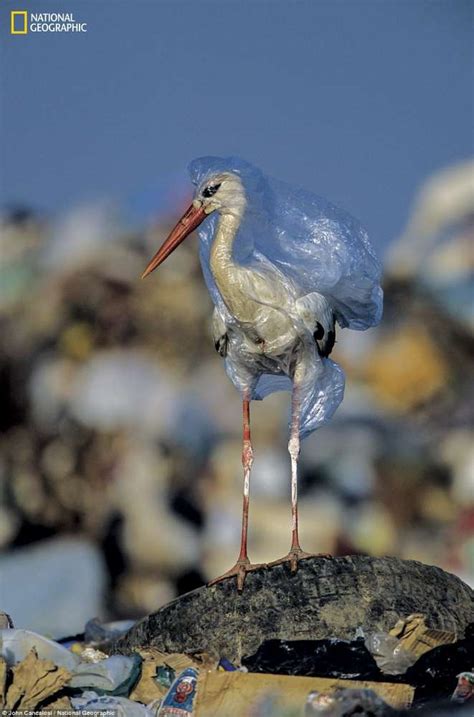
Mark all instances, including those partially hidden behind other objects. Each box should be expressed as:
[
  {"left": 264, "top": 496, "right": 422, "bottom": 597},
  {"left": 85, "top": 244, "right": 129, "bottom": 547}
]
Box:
[
  {"left": 451, "top": 671, "right": 474, "bottom": 704},
  {"left": 0, "top": 629, "right": 79, "bottom": 671},
  {"left": 364, "top": 632, "right": 416, "bottom": 675},
  {"left": 71, "top": 690, "right": 155, "bottom": 716},
  {"left": 189, "top": 156, "right": 383, "bottom": 438},
  {"left": 69, "top": 653, "right": 142, "bottom": 695}
]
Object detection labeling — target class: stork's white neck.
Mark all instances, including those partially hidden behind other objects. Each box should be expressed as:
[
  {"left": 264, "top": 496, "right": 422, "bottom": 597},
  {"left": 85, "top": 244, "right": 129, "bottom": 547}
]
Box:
[
  {"left": 209, "top": 207, "right": 247, "bottom": 313},
  {"left": 210, "top": 211, "right": 242, "bottom": 265}
]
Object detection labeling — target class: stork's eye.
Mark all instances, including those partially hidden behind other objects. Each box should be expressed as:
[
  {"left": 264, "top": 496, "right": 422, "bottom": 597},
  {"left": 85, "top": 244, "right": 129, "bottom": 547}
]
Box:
[{"left": 202, "top": 183, "right": 221, "bottom": 198}]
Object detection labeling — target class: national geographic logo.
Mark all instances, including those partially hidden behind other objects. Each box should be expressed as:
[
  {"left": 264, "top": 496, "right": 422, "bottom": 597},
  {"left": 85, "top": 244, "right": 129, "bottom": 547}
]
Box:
[{"left": 10, "top": 11, "right": 88, "bottom": 34}]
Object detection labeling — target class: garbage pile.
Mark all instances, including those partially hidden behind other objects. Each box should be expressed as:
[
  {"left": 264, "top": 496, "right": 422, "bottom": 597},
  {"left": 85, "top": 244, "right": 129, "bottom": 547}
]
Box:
[{"left": 1, "top": 611, "right": 473, "bottom": 716}]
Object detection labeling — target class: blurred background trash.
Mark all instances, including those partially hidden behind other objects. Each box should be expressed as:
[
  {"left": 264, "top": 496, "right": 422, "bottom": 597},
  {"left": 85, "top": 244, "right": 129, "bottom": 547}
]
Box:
[{"left": 0, "top": 538, "right": 106, "bottom": 637}]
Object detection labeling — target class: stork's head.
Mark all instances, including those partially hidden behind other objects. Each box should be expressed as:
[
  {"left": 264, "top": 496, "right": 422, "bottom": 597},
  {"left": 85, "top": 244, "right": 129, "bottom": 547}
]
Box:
[{"left": 142, "top": 171, "right": 245, "bottom": 278}]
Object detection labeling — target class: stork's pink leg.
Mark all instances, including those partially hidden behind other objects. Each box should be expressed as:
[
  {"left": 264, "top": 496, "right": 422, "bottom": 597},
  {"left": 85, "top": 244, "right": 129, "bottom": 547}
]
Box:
[
  {"left": 270, "top": 383, "right": 330, "bottom": 571},
  {"left": 288, "top": 387, "right": 304, "bottom": 563},
  {"left": 208, "top": 397, "right": 265, "bottom": 591}
]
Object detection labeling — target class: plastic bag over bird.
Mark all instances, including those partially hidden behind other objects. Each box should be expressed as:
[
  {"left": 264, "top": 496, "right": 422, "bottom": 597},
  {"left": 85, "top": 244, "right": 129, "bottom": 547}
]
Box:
[{"left": 189, "top": 156, "right": 383, "bottom": 438}]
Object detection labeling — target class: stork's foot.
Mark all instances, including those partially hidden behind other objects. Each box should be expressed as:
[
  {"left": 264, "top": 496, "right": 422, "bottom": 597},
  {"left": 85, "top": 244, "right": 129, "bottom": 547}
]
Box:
[
  {"left": 269, "top": 547, "right": 331, "bottom": 573},
  {"left": 208, "top": 557, "right": 266, "bottom": 592}
]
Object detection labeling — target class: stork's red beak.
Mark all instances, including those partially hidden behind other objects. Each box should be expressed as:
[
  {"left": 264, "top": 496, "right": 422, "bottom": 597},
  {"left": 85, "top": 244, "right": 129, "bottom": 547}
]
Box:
[{"left": 142, "top": 203, "right": 207, "bottom": 279}]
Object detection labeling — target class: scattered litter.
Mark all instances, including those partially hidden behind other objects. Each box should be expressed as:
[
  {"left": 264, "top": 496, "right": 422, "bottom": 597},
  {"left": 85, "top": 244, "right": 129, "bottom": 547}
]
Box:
[
  {"left": 218, "top": 657, "right": 237, "bottom": 671},
  {"left": 451, "top": 671, "right": 474, "bottom": 703},
  {"left": 365, "top": 614, "right": 459, "bottom": 676},
  {"left": 157, "top": 667, "right": 198, "bottom": 716},
  {"left": 129, "top": 648, "right": 212, "bottom": 706},
  {"left": 0, "top": 611, "right": 471, "bottom": 714},
  {"left": 72, "top": 645, "right": 110, "bottom": 662},
  {"left": 364, "top": 632, "right": 416, "bottom": 675},
  {"left": 3, "top": 647, "right": 71, "bottom": 711},
  {"left": 0, "top": 629, "right": 79, "bottom": 670},
  {"left": 69, "top": 653, "right": 142, "bottom": 695},
  {"left": 388, "top": 613, "right": 457, "bottom": 658},
  {"left": 194, "top": 672, "right": 413, "bottom": 715},
  {"left": 242, "top": 638, "right": 380, "bottom": 679},
  {"left": 72, "top": 690, "right": 155, "bottom": 716}
]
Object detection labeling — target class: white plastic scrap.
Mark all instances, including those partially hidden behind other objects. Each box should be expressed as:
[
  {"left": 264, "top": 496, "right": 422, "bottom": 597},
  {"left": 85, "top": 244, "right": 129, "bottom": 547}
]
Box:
[
  {"left": 365, "top": 632, "right": 416, "bottom": 675},
  {"left": 0, "top": 628, "right": 80, "bottom": 670}
]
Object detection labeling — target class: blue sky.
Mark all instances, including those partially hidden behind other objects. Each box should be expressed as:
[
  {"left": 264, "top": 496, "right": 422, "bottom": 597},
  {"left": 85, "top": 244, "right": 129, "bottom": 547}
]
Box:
[{"left": 1, "top": 0, "right": 472, "bottom": 254}]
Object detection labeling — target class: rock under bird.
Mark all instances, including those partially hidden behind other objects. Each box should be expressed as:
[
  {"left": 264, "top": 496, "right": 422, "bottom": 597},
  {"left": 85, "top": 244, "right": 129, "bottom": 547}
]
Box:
[{"left": 142, "top": 156, "right": 383, "bottom": 590}]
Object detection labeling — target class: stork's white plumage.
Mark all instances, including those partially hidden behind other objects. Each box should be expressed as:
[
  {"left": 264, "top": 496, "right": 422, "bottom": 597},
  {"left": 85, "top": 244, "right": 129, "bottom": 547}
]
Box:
[{"left": 143, "top": 156, "right": 383, "bottom": 589}]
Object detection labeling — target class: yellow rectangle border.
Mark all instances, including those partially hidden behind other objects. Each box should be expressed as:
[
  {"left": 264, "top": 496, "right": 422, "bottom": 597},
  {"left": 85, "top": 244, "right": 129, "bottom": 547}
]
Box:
[{"left": 11, "top": 11, "right": 28, "bottom": 35}]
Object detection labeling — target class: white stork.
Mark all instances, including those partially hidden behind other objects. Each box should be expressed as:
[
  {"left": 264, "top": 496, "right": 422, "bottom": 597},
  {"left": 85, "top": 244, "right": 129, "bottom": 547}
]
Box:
[{"left": 143, "top": 157, "right": 382, "bottom": 590}]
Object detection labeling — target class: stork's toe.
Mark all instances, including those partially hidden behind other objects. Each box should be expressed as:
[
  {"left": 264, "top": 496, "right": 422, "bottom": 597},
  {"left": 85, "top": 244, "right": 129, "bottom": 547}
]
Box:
[
  {"left": 269, "top": 548, "right": 331, "bottom": 572},
  {"left": 208, "top": 558, "right": 266, "bottom": 592}
]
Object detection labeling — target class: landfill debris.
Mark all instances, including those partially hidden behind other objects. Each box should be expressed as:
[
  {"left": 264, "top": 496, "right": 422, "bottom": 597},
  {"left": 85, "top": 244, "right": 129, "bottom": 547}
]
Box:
[
  {"left": 72, "top": 644, "right": 110, "bottom": 662},
  {"left": 218, "top": 657, "right": 238, "bottom": 671},
  {"left": 0, "top": 628, "right": 79, "bottom": 670},
  {"left": 0, "top": 538, "right": 106, "bottom": 638},
  {"left": 0, "top": 611, "right": 472, "bottom": 714},
  {"left": 388, "top": 613, "right": 457, "bottom": 658},
  {"left": 451, "top": 671, "right": 474, "bottom": 703},
  {"left": 404, "top": 627, "right": 474, "bottom": 703},
  {"left": 364, "top": 633, "right": 416, "bottom": 675},
  {"left": 72, "top": 690, "right": 155, "bottom": 716},
  {"left": 129, "top": 648, "right": 214, "bottom": 705},
  {"left": 2, "top": 647, "right": 71, "bottom": 711},
  {"left": 69, "top": 652, "right": 142, "bottom": 695},
  {"left": 305, "top": 686, "right": 396, "bottom": 716},
  {"left": 365, "top": 614, "right": 459, "bottom": 676},
  {"left": 45, "top": 695, "right": 74, "bottom": 710},
  {"left": 157, "top": 667, "right": 198, "bottom": 716},
  {"left": 194, "top": 672, "right": 413, "bottom": 715},
  {"left": 242, "top": 638, "right": 381, "bottom": 679}
]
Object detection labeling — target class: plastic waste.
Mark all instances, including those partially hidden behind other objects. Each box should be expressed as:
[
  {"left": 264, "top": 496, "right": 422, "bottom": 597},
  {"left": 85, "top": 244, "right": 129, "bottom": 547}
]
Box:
[
  {"left": 0, "top": 628, "right": 79, "bottom": 670},
  {"left": 451, "top": 671, "right": 474, "bottom": 703},
  {"left": 157, "top": 666, "right": 198, "bottom": 716},
  {"left": 75, "top": 645, "right": 110, "bottom": 663},
  {"left": 218, "top": 657, "right": 237, "bottom": 671},
  {"left": 72, "top": 690, "right": 155, "bottom": 716},
  {"left": 242, "top": 638, "right": 380, "bottom": 680},
  {"left": 365, "top": 632, "right": 416, "bottom": 675},
  {"left": 154, "top": 663, "right": 175, "bottom": 689},
  {"left": 69, "top": 653, "right": 142, "bottom": 695},
  {"left": 405, "top": 627, "right": 474, "bottom": 704}
]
